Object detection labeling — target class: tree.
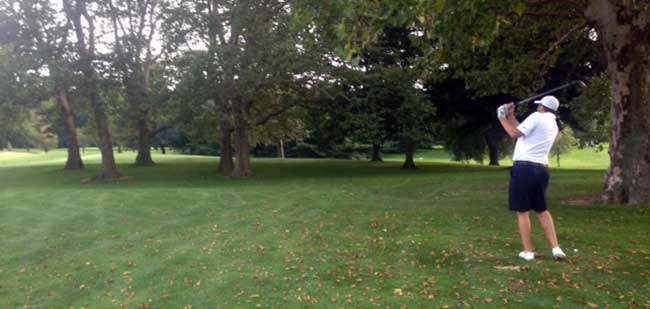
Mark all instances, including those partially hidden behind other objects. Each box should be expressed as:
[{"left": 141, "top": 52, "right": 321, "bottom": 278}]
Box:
[
  {"left": 104, "top": 0, "right": 173, "bottom": 166},
  {"left": 0, "top": 45, "right": 49, "bottom": 151},
  {"left": 348, "top": 27, "right": 436, "bottom": 168},
  {"left": 2, "top": 0, "right": 86, "bottom": 169},
  {"left": 425, "top": 75, "right": 512, "bottom": 166},
  {"left": 171, "top": 0, "right": 316, "bottom": 177},
  {"left": 63, "top": 0, "right": 122, "bottom": 180}
]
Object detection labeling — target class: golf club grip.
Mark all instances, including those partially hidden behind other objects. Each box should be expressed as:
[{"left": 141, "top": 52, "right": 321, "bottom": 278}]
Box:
[{"left": 516, "top": 81, "right": 585, "bottom": 105}]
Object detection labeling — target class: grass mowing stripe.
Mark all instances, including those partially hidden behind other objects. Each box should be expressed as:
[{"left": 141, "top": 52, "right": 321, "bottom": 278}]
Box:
[{"left": 0, "top": 149, "right": 648, "bottom": 307}]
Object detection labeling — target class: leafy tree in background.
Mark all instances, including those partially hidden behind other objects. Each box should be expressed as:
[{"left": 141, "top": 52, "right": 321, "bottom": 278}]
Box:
[
  {"left": 169, "top": 0, "right": 320, "bottom": 177},
  {"left": 551, "top": 127, "right": 577, "bottom": 168},
  {"left": 0, "top": 45, "right": 49, "bottom": 151},
  {"left": 1, "top": 0, "right": 86, "bottom": 169},
  {"left": 104, "top": 0, "right": 174, "bottom": 166},
  {"left": 569, "top": 74, "right": 610, "bottom": 148},
  {"left": 63, "top": 0, "right": 123, "bottom": 180}
]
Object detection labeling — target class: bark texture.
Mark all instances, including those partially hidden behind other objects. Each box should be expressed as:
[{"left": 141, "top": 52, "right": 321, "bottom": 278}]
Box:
[
  {"left": 402, "top": 141, "right": 417, "bottom": 169},
  {"left": 586, "top": 0, "right": 650, "bottom": 204},
  {"left": 67, "top": 0, "right": 122, "bottom": 180},
  {"left": 371, "top": 143, "right": 383, "bottom": 162},
  {"left": 231, "top": 101, "right": 253, "bottom": 178},
  {"left": 485, "top": 132, "right": 500, "bottom": 166},
  {"left": 55, "top": 88, "right": 84, "bottom": 170},
  {"left": 134, "top": 116, "right": 155, "bottom": 166}
]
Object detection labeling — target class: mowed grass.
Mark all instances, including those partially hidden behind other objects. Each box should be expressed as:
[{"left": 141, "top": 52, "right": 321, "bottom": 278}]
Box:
[{"left": 0, "top": 149, "right": 648, "bottom": 308}]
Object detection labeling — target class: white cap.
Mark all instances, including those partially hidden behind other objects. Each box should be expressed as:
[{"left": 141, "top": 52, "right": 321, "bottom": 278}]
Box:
[{"left": 534, "top": 95, "right": 559, "bottom": 111}]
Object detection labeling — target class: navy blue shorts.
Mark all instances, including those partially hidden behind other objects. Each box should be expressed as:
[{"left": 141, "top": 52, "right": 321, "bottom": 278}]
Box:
[{"left": 509, "top": 161, "right": 549, "bottom": 213}]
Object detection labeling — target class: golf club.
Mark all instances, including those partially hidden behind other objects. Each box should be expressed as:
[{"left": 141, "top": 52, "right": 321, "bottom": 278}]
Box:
[{"left": 516, "top": 80, "right": 587, "bottom": 105}]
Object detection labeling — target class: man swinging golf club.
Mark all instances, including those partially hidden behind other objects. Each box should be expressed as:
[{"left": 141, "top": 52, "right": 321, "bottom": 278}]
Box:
[{"left": 497, "top": 96, "right": 566, "bottom": 261}]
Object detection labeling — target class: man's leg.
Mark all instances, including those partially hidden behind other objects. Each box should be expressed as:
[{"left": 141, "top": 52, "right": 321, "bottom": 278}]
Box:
[
  {"left": 517, "top": 211, "right": 534, "bottom": 252},
  {"left": 536, "top": 210, "right": 559, "bottom": 248}
]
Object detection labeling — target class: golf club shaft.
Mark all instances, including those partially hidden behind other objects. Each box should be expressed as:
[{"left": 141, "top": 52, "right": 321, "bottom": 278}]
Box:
[{"left": 516, "top": 80, "right": 587, "bottom": 105}]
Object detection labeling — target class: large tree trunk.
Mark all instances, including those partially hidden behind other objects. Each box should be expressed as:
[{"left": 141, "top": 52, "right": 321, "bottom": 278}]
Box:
[
  {"left": 135, "top": 116, "right": 155, "bottom": 166},
  {"left": 55, "top": 88, "right": 84, "bottom": 170},
  {"left": 91, "top": 89, "right": 122, "bottom": 180},
  {"left": 586, "top": 1, "right": 650, "bottom": 204},
  {"left": 278, "top": 139, "right": 285, "bottom": 160},
  {"left": 402, "top": 140, "right": 417, "bottom": 169},
  {"left": 218, "top": 121, "right": 235, "bottom": 174},
  {"left": 231, "top": 103, "right": 253, "bottom": 178},
  {"left": 68, "top": 0, "right": 122, "bottom": 181},
  {"left": 485, "top": 132, "right": 499, "bottom": 166},
  {"left": 371, "top": 143, "right": 383, "bottom": 162}
]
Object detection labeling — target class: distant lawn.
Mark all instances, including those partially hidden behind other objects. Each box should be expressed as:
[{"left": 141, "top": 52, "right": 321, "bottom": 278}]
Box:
[
  {"left": 0, "top": 149, "right": 648, "bottom": 308},
  {"left": 384, "top": 146, "right": 610, "bottom": 169},
  {"left": 0, "top": 151, "right": 36, "bottom": 160}
]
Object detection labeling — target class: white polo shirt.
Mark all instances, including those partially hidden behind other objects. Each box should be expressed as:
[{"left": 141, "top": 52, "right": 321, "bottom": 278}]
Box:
[{"left": 512, "top": 112, "right": 559, "bottom": 165}]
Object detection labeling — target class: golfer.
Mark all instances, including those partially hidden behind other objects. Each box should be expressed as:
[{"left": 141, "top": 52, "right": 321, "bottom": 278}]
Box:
[{"left": 498, "top": 96, "right": 566, "bottom": 261}]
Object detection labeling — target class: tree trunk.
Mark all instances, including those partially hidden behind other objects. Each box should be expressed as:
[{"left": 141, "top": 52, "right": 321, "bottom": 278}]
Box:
[
  {"left": 55, "top": 88, "right": 84, "bottom": 170},
  {"left": 278, "top": 139, "right": 285, "bottom": 160},
  {"left": 402, "top": 141, "right": 417, "bottom": 169},
  {"left": 371, "top": 143, "right": 383, "bottom": 162},
  {"left": 161, "top": 144, "right": 166, "bottom": 154},
  {"left": 231, "top": 103, "right": 253, "bottom": 178},
  {"left": 92, "top": 90, "right": 123, "bottom": 180},
  {"left": 485, "top": 133, "right": 499, "bottom": 166},
  {"left": 135, "top": 116, "right": 155, "bottom": 166},
  {"left": 68, "top": 1, "right": 122, "bottom": 181},
  {"left": 117, "top": 144, "right": 123, "bottom": 153},
  {"left": 586, "top": 1, "right": 650, "bottom": 204},
  {"left": 218, "top": 125, "right": 234, "bottom": 174}
]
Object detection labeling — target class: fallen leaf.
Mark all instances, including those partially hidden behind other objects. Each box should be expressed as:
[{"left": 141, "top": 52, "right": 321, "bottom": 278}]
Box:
[
  {"left": 393, "top": 288, "right": 404, "bottom": 296},
  {"left": 494, "top": 265, "right": 521, "bottom": 271},
  {"left": 586, "top": 301, "right": 598, "bottom": 308}
]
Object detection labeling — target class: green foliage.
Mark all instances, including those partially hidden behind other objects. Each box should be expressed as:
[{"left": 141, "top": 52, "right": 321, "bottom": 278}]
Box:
[
  {"left": 551, "top": 126, "right": 577, "bottom": 167},
  {"left": 0, "top": 45, "right": 49, "bottom": 148},
  {"left": 299, "top": 0, "right": 591, "bottom": 97},
  {"left": 568, "top": 74, "right": 611, "bottom": 146},
  {"left": 168, "top": 51, "right": 218, "bottom": 144}
]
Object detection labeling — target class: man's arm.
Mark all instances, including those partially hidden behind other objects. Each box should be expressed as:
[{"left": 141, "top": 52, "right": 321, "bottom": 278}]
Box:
[{"left": 498, "top": 103, "right": 524, "bottom": 138}]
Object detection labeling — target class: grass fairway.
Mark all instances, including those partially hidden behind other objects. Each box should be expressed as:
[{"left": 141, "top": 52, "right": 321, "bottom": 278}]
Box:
[{"left": 0, "top": 149, "right": 648, "bottom": 308}]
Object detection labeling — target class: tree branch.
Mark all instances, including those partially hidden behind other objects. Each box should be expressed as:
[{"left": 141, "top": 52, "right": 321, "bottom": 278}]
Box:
[
  {"left": 149, "top": 125, "right": 171, "bottom": 136},
  {"left": 540, "top": 22, "right": 587, "bottom": 62},
  {"left": 254, "top": 105, "right": 293, "bottom": 126}
]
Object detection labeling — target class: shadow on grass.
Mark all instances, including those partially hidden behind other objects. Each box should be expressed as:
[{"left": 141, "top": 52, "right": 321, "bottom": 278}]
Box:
[{"left": 0, "top": 157, "right": 607, "bottom": 192}]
